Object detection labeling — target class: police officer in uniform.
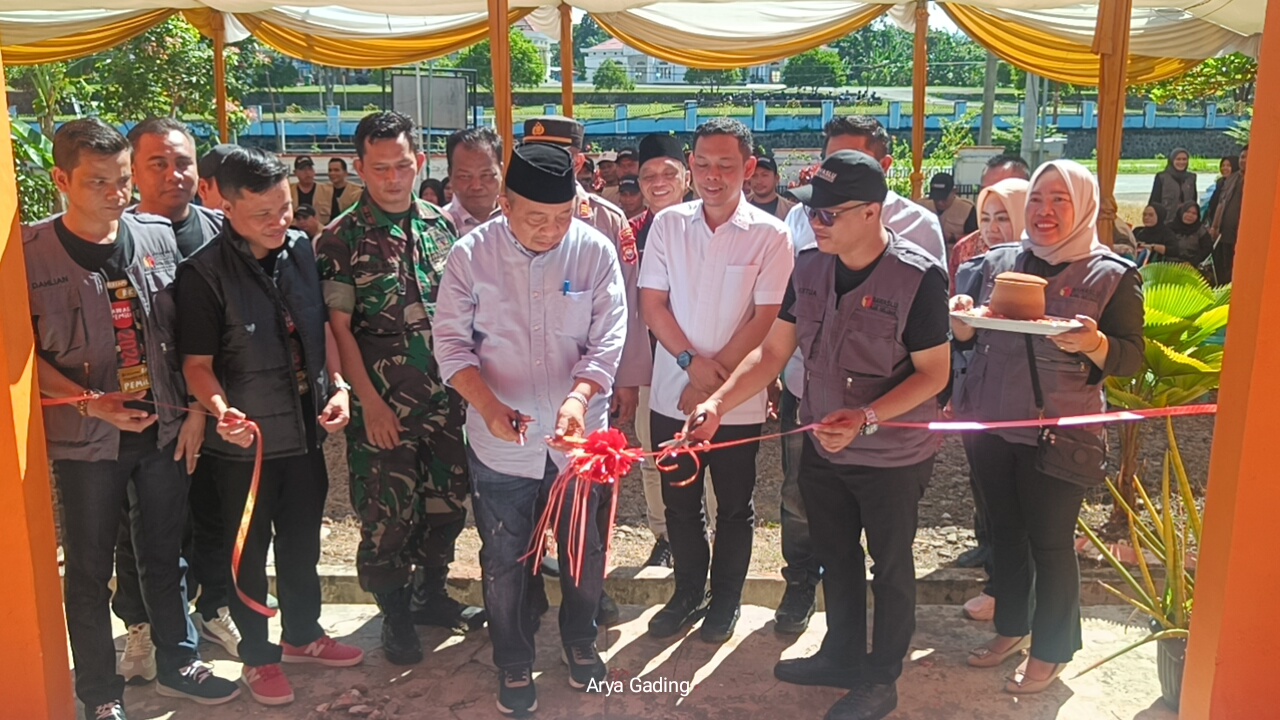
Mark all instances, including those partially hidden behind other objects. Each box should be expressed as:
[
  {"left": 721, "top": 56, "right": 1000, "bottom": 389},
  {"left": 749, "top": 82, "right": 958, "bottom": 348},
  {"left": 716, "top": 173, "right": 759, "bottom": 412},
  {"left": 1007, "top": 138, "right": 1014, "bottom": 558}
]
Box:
[
  {"left": 687, "top": 152, "right": 952, "bottom": 720},
  {"left": 521, "top": 116, "right": 647, "bottom": 626}
]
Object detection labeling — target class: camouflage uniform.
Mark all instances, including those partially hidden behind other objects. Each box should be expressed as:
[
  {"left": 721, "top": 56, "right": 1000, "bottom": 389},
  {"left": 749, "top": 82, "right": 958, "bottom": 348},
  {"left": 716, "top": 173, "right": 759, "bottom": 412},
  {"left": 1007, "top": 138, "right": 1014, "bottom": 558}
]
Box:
[{"left": 315, "top": 193, "right": 469, "bottom": 594}]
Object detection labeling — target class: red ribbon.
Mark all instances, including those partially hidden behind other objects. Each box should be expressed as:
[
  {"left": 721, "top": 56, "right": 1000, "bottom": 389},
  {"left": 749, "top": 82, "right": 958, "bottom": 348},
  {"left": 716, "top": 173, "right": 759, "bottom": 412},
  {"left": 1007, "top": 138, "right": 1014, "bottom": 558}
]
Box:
[{"left": 41, "top": 395, "right": 275, "bottom": 618}]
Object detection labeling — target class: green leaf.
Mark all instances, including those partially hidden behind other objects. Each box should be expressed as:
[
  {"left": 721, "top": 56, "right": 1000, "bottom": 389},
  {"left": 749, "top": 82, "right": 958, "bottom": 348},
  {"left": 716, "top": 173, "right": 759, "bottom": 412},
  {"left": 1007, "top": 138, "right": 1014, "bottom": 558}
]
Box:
[
  {"left": 1141, "top": 262, "right": 1212, "bottom": 294},
  {"left": 1183, "top": 305, "right": 1230, "bottom": 347},
  {"left": 1145, "top": 340, "right": 1215, "bottom": 378},
  {"left": 1213, "top": 284, "right": 1233, "bottom": 307},
  {"left": 1106, "top": 385, "right": 1153, "bottom": 410},
  {"left": 1144, "top": 282, "right": 1215, "bottom": 319}
]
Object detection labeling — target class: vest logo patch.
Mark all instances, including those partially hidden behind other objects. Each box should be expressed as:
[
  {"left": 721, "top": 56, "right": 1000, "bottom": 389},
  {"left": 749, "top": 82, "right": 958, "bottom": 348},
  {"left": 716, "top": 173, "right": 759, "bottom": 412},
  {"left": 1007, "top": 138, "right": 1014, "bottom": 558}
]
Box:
[
  {"left": 1059, "top": 287, "right": 1101, "bottom": 302},
  {"left": 796, "top": 286, "right": 819, "bottom": 297},
  {"left": 244, "top": 323, "right": 256, "bottom": 334},
  {"left": 31, "top": 276, "right": 69, "bottom": 290},
  {"left": 861, "top": 295, "right": 898, "bottom": 316}
]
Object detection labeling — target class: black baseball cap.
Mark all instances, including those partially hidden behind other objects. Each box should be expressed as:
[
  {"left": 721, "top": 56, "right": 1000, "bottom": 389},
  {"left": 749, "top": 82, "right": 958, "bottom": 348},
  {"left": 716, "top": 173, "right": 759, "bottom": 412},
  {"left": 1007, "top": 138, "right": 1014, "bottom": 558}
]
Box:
[
  {"left": 294, "top": 155, "right": 315, "bottom": 171},
  {"left": 294, "top": 204, "right": 317, "bottom": 219},
  {"left": 755, "top": 155, "right": 778, "bottom": 174},
  {"left": 786, "top": 150, "right": 888, "bottom": 209},
  {"left": 198, "top": 144, "right": 237, "bottom": 181},
  {"left": 616, "top": 148, "right": 637, "bottom": 162},
  {"left": 928, "top": 172, "right": 955, "bottom": 202},
  {"left": 618, "top": 176, "right": 641, "bottom": 194}
]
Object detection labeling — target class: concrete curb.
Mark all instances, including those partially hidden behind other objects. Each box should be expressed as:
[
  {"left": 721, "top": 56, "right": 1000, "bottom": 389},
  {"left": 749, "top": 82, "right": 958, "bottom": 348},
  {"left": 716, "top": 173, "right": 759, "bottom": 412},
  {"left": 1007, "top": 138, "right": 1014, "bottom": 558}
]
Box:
[{"left": 278, "top": 565, "right": 1148, "bottom": 608}]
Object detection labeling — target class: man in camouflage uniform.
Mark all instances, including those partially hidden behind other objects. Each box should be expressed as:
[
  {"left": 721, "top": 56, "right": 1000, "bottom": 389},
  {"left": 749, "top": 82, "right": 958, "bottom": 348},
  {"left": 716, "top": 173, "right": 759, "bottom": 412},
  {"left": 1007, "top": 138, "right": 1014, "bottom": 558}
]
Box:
[
  {"left": 317, "top": 112, "right": 484, "bottom": 667},
  {"left": 522, "top": 116, "right": 653, "bottom": 627}
]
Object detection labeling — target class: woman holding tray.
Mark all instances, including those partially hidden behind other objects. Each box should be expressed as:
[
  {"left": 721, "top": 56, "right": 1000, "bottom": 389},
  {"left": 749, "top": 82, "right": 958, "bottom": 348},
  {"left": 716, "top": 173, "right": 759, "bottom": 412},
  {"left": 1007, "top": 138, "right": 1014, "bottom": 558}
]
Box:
[{"left": 948, "top": 159, "right": 1145, "bottom": 694}]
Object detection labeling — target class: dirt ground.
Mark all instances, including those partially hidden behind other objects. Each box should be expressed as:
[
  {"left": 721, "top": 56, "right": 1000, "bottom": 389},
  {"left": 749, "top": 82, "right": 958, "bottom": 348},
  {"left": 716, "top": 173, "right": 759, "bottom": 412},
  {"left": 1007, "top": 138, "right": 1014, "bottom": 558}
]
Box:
[{"left": 320, "top": 413, "right": 1217, "bottom": 576}]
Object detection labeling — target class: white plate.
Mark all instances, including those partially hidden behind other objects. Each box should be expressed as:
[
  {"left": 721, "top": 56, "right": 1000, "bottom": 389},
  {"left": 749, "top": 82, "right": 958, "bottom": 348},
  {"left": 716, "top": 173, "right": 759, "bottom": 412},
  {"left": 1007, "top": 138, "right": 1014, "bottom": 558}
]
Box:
[{"left": 951, "top": 307, "right": 1084, "bottom": 336}]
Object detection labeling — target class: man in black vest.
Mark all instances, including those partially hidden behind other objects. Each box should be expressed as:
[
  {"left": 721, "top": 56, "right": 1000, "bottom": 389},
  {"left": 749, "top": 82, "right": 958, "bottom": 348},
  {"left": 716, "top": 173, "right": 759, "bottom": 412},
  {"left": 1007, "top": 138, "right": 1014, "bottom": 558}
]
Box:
[
  {"left": 687, "top": 152, "right": 951, "bottom": 720},
  {"left": 177, "top": 147, "right": 363, "bottom": 706},
  {"left": 27, "top": 118, "right": 240, "bottom": 720}
]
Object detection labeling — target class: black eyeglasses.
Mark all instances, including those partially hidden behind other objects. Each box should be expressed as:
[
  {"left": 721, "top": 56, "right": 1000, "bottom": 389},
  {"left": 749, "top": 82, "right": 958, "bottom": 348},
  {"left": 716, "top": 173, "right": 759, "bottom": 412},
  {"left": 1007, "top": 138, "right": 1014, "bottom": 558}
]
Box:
[{"left": 806, "top": 202, "right": 872, "bottom": 227}]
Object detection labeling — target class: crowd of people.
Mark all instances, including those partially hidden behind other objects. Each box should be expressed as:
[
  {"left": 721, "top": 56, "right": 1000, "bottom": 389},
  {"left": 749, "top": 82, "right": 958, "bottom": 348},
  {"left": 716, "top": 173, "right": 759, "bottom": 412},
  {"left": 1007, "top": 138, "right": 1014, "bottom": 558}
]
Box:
[{"left": 30, "top": 107, "right": 1241, "bottom": 720}]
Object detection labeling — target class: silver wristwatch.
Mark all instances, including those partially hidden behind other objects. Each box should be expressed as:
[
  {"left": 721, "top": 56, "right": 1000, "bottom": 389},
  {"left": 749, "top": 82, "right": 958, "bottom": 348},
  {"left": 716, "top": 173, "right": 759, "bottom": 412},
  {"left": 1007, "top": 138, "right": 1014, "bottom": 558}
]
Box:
[{"left": 859, "top": 405, "right": 879, "bottom": 435}]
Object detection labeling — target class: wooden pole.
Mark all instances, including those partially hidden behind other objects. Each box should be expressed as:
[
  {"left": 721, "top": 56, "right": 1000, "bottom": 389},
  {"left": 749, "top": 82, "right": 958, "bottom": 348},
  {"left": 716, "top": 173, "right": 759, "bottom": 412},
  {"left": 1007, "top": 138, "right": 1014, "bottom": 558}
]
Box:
[
  {"left": 1181, "top": 0, "right": 1280, "bottom": 715},
  {"left": 0, "top": 49, "right": 76, "bottom": 720},
  {"left": 560, "top": 4, "right": 575, "bottom": 118},
  {"left": 212, "top": 11, "right": 229, "bottom": 143},
  {"left": 910, "top": 0, "right": 928, "bottom": 200},
  {"left": 487, "top": 0, "right": 514, "bottom": 161},
  {"left": 1091, "top": 0, "right": 1131, "bottom": 246}
]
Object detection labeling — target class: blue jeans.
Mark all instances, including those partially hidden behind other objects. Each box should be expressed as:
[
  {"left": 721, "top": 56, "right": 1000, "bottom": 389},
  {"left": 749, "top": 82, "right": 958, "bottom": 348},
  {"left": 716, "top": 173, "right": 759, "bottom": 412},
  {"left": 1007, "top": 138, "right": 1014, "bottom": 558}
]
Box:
[
  {"left": 469, "top": 450, "right": 605, "bottom": 670},
  {"left": 780, "top": 389, "right": 822, "bottom": 587},
  {"left": 55, "top": 430, "right": 199, "bottom": 706}
]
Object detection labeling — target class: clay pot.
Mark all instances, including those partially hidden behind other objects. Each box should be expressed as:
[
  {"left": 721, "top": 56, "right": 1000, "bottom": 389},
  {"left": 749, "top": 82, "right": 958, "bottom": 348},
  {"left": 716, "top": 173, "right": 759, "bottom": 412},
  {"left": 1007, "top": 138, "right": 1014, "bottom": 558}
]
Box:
[{"left": 990, "top": 272, "right": 1048, "bottom": 320}]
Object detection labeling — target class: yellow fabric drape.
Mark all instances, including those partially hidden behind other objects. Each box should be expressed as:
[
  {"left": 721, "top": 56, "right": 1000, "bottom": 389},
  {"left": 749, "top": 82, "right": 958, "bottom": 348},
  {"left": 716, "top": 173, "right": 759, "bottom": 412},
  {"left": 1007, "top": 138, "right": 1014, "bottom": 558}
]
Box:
[
  {"left": 942, "top": 3, "right": 1201, "bottom": 86},
  {"left": 591, "top": 4, "right": 889, "bottom": 71},
  {"left": 1, "top": 9, "right": 173, "bottom": 66},
  {"left": 1094, "top": 0, "right": 1133, "bottom": 247},
  {"left": 910, "top": 0, "right": 927, "bottom": 200},
  {"left": 233, "top": 9, "right": 530, "bottom": 69}
]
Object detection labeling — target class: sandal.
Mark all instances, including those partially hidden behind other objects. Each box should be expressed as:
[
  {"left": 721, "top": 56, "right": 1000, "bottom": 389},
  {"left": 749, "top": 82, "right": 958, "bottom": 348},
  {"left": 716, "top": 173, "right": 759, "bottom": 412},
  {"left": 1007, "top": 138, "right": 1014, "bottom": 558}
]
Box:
[
  {"left": 967, "top": 635, "right": 1031, "bottom": 668},
  {"left": 1005, "top": 660, "right": 1066, "bottom": 694}
]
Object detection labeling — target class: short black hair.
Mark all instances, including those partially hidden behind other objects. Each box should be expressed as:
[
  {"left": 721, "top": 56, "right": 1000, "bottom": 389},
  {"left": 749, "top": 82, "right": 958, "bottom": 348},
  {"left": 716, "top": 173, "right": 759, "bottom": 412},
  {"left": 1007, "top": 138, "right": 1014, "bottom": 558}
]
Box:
[
  {"left": 984, "top": 153, "right": 1031, "bottom": 180},
  {"left": 328, "top": 157, "right": 348, "bottom": 171},
  {"left": 692, "top": 117, "right": 753, "bottom": 160},
  {"left": 447, "top": 127, "right": 503, "bottom": 171},
  {"left": 353, "top": 111, "right": 418, "bottom": 158},
  {"left": 822, "top": 116, "right": 891, "bottom": 160},
  {"left": 53, "top": 117, "right": 130, "bottom": 173},
  {"left": 216, "top": 147, "right": 290, "bottom": 200},
  {"left": 126, "top": 117, "right": 194, "bottom": 155}
]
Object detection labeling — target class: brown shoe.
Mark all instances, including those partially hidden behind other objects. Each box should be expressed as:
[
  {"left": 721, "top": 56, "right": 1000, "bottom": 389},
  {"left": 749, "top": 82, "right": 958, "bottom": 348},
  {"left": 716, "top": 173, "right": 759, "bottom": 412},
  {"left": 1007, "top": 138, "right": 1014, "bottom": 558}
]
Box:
[
  {"left": 967, "top": 635, "right": 1030, "bottom": 668},
  {"left": 1004, "top": 660, "right": 1066, "bottom": 694}
]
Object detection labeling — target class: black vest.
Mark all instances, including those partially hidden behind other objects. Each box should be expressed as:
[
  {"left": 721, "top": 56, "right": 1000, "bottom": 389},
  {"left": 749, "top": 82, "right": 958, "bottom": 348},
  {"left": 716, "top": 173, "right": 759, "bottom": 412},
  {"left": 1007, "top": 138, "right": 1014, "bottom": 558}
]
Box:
[{"left": 180, "top": 227, "right": 329, "bottom": 460}]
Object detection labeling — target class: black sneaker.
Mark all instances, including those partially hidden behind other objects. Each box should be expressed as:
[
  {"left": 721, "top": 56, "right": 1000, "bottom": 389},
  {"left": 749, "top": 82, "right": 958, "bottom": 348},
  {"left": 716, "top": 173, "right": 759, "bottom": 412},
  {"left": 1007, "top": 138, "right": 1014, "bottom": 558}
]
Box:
[
  {"left": 155, "top": 661, "right": 241, "bottom": 705},
  {"left": 955, "top": 543, "right": 991, "bottom": 569},
  {"left": 774, "top": 582, "right": 817, "bottom": 635},
  {"left": 86, "top": 700, "right": 127, "bottom": 720},
  {"left": 644, "top": 537, "right": 672, "bottom": 568},
  {"left": 562, "top": 642, "right": 608, "bottom": 689},
  {"left": 497, "top": 666, "right": 538, "bottom": 717},
  {"left": 700, "top": 602, "right": 740, "bottom": 644},
  {"left": 774, "top": 653, "right": 859, "bottom": 689},
  {"left": 540, "top": 555, "right": 561, "bottom": 578},
  {"left": 412, "top": 591, "right": 488, "bottom": 632},
  {"left": 647, "top": 587, "right": 710, "bottom": 638},
  {"left": 597, "top": 592, "right": 621, "bottom": 626},
  {"left": 825, "top": 681, "right": 898, "bottom": 720}
]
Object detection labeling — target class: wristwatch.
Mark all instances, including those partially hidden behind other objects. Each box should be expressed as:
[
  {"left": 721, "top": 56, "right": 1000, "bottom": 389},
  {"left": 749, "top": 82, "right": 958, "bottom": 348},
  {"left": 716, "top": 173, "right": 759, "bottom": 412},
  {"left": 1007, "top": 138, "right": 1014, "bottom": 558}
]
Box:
[
  {"left": 677, "top": 350, "right": 696, "bottom": 370},
  {"left": 332, "top": 379, "right": 353, "bottom": 392},
  {"left": 859, "top": 405, "right": 879, "bottom": 435}
]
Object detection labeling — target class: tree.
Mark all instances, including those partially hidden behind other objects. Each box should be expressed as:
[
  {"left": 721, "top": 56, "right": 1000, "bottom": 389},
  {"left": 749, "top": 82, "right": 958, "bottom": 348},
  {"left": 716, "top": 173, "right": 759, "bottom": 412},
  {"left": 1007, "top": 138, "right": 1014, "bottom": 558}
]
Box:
[
  {"left": 455, "top": 29, "right": 547, "bottom": 89},
  {"left": 8, "top": 61, "right": 95, "bottom": 138},
  {"left": 834, "top": 20, "right": 1008, "bottom": 89},
  {"left": 781, "top": 48, "right": 848, "bottom": 91},
  {"left": 683, "top": 68, "right": 743, "bottom": 91},
  {"left": 1136, "top": 53, "right": 1258, "bottom": 110},
  {"left": 593, "top": 59, "right": 635, "bottom": 91},
  {"left": 573, "top": 16, "right": 610, "bottom": 80}
]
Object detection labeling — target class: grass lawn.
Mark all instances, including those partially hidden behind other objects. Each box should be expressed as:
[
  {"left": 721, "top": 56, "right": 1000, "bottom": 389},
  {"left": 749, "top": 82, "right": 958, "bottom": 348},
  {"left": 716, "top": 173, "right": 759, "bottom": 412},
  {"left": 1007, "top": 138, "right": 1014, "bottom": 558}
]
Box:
[{"left": 1077, "top": 158, "right": 1224, "bottom": 174}]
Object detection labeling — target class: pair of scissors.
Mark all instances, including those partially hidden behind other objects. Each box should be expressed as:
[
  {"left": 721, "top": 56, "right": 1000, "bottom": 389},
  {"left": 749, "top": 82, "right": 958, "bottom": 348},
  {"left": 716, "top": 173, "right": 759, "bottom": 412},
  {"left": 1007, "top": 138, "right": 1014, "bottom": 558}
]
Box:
[
  {"left": 512, "top": 411, "right": 527, "bottom": 446},
  {"left": 656, "top": 412, "right": 708, "bottom": 473}
]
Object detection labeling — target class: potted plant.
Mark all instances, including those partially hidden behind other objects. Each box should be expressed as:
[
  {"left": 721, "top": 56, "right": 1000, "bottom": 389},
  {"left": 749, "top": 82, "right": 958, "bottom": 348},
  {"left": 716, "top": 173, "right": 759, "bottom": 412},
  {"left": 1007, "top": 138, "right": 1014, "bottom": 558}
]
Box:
[{"left": 1076, "top": 419, "right": 1199, "bottom": 709}]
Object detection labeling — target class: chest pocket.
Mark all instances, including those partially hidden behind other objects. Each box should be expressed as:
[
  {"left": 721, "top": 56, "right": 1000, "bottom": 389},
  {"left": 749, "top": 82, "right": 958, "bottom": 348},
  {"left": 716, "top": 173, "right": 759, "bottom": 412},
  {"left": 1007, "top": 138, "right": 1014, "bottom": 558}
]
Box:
[
  {"left": 556, "top": 290, "right": 593, "bottom": 346},
  {"left": 34, "top": 289, "right": 88, "bottom": 361},
  {"left": 791, "top": 295, "right": 825, "bottom": 363},
  {"left": 353, "top": 255, "right": 405, "bottom": 336},
  {"left": 841, "top": 308, "right": 899, "bottom": 378},
  {"left": 721, "top": 265, "right": 759, "bottom": 310}
]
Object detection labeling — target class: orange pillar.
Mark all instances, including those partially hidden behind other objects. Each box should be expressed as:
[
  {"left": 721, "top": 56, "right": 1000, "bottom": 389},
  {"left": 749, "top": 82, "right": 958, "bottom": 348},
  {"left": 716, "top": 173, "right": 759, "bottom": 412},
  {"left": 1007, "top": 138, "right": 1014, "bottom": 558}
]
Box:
[
  {"left": 487, "top": 0, "right": 514, "bottom": 161},
  {"left": 1092, "top": 0, "right": 1131, "bottom": 246},
  {"left": 1180, "top": 1, "right": 1280, "bottom": 716},
  {"left": 560, "top": 5, "right": 575, "bottom": 118},
  {"left": 212, "top": 12, "right": 229, "bottom": 143},
  {"left": 910, "top": 0, "right": 927, "bottom": 200},
  {"left": 0, "top": 51, "right": 75, "bottom": 719}
]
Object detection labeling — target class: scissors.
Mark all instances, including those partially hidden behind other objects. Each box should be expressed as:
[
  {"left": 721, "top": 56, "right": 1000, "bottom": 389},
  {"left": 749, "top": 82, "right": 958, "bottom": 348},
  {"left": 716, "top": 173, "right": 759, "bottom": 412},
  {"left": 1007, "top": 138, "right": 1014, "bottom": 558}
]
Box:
[
  {"left": 657, "top": 412, "right": 708, "bottom": 459},
  {"left": 512, "top": 411, "right": 527, "bottom": 446}
]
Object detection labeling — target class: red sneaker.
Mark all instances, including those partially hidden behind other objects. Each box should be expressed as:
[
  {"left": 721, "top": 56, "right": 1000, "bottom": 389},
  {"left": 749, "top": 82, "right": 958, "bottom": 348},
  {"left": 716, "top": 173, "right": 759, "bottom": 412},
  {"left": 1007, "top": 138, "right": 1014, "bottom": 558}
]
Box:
[
  {"left": 281, "top": 635, "right": 365, "bottom": 667},
  {"left": 241, "top": 664, "right": 294, "bottom": 706}
]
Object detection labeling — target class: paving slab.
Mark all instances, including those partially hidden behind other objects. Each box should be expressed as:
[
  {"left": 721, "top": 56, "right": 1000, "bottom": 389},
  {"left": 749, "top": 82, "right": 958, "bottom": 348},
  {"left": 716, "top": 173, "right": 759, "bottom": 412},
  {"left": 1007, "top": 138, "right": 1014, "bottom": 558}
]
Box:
[{"left": 104, "top": 604, "right": 1177, "bottom": 720}]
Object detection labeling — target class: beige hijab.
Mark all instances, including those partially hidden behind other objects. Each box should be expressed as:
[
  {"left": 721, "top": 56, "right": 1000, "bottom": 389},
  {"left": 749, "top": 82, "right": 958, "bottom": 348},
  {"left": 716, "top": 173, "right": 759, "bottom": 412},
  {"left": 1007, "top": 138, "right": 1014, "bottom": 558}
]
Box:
[
  {"left": 977, "top": 178, "right": 1030, "bottom": 246},
  {"left": 1022, "top": 159, "right": 1107, "bottom": 265}
]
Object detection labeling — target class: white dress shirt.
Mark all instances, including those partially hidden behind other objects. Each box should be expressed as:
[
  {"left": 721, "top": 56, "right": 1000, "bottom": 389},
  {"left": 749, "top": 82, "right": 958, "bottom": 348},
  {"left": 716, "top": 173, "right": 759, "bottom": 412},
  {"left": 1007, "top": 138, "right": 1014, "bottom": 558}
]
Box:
[
  {"left": 443, "top": 197, "right": 495, "bottom": 236},
  {"left": 433, "top": 216, "right": 628, "bottom": 479},
  {"left": 638, "top": 197, "right": 794, "bottom": 425},
  {"left": 782, "top": 190, "right": 947, "bottom": 398}
]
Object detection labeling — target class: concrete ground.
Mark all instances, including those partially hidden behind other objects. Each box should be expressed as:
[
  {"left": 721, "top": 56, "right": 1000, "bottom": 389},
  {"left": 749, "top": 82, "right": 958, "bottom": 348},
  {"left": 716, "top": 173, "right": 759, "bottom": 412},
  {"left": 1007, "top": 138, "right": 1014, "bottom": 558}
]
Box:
[{"left": 107, "top": 604, "right": 1177, "bottom": 720}]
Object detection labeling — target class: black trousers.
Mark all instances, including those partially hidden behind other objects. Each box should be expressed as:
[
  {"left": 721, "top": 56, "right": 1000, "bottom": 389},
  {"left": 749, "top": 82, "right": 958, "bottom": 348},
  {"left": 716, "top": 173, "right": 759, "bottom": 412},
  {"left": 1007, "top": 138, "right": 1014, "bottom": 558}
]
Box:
[
  {"left": 650, "top": 412, "right": 761, "bottom": 606},
  {"left": 207, "top": 446, "right": 328, "bottom": 667},
  {"left": 960, "top": 433, "right": 995, "bottom": 594},
  {"left": 113, "top": 457, "right": 228, "bottom": 625},
  {"left": 798, "top": 435, "right": 932, "bottom": 686},
  {"left": 971, "top": 433, "right": 1086, "bottom": 663}
]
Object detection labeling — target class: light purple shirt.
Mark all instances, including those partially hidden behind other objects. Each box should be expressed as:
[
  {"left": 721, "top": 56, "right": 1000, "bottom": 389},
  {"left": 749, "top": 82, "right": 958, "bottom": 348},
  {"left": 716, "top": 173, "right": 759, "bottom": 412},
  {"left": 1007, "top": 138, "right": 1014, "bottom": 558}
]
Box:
[{"left": 434, "top": 216, "right": 628, "bottom": 479}]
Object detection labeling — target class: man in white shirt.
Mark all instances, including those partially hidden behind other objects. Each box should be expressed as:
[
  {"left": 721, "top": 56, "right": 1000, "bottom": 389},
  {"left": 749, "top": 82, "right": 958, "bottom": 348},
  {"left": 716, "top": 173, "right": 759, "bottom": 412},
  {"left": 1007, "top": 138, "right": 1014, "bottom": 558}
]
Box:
[
  {"left": 639, "top": 118, "right": 794, "bottom": 644},
  {"left": 773, "top": 115, "right": 946, "bottom": 636},
  {"left": 443, "top": 127, "right": 503, "bottom": 234}
]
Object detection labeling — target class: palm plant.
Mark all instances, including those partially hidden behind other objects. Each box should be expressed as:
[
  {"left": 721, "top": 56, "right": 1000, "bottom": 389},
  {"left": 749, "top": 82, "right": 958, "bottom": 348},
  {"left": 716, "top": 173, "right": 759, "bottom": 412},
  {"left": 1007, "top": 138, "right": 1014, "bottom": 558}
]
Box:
[{"left": 1105, "top": 262, "right": 1228, "bottom": 519}]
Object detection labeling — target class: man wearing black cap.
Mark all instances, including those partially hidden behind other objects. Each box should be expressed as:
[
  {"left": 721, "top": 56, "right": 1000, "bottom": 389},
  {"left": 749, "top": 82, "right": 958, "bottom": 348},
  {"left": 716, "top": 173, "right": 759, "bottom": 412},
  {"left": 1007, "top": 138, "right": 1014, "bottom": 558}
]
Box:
[
  {"left": 920, "top": 172, "right": 977, "bottom": 246},
  {"left": 688, "top": 151, "right": 951, "bottom": 720},
  {"left": 577, "top": 155, "right": 596, "bottom": 189},
  {"left": 434, "top": 142, "right": 627, "bottom": 716},
  {"left": 616, "top": 148, "right": 639, "bottom": 179},
  {"left": 290, "top": 155, "right": 318, "bottom": 215},
  {"left": 293, "top": 204, "right": 322, "bottom": 241},
  {"left": 617, "top": 176, "right": 646, "bottom": 219},
  {"left": 748, "top": 154, "right": 794, "bottom": 221},
  {"left": 197, "top": 143, "right": 236, "bottom": 209},
  {"left": 597, "top": 151, "right": 621, "bottom": 205}
]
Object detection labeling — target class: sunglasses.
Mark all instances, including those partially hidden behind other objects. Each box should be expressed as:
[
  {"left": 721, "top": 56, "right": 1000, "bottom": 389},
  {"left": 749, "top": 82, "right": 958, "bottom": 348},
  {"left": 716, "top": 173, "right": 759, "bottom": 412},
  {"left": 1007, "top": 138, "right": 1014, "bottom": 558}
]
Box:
[{"left": 806, "top": 202, "right": 872, "bottom": 227}]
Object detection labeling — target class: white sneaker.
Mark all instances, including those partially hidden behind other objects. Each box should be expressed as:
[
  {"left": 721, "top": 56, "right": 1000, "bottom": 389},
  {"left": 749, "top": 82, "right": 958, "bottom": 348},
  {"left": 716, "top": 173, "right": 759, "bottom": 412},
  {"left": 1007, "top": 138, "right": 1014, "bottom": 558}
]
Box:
[
  {"left": 119, "top": 622, "right": 156, "bottom": 685},
  {"left": 198, "top": 607, "right": 242, "bottom": 658}
]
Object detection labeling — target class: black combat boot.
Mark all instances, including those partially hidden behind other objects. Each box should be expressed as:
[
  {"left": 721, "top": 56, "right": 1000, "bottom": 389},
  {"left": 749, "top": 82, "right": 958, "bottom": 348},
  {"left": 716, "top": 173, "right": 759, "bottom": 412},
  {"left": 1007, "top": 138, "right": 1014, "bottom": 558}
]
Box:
[
  {"left": 411, "top": 566, "right": 487, "bottom": 632},
  {"left": 374, "top": 585, "right": 423, "bottom": 665}
]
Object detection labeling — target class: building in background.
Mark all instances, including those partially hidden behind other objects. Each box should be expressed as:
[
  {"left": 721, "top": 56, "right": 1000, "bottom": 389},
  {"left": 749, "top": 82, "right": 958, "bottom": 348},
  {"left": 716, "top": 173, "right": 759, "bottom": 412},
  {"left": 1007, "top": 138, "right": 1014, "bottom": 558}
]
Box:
[{"left": 583, "top": 37, "right": 783, "bottom": 85}]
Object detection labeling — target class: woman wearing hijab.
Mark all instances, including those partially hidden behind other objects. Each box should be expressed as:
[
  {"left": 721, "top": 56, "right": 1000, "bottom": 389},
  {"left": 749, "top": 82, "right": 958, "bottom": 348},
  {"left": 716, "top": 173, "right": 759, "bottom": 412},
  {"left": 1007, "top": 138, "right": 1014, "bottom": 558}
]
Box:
[
  {"left": 1133, "top": 204, "right": 1178, "bottom": 262},
  {"left": 1149, "top": 148, "right": 1198, "bottom": 218},
  {"left": 1165, "top": 201, "right": 1215, "bottom": 266},
  {"left": 950, "top": 160, "right": 1145, "bottom": 694},
  {"left": 949, "top": 179, "right": 1030, "bottom": 288}
]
